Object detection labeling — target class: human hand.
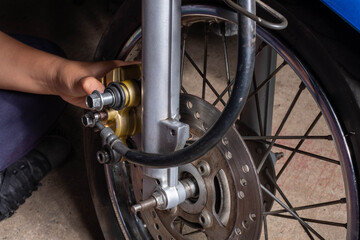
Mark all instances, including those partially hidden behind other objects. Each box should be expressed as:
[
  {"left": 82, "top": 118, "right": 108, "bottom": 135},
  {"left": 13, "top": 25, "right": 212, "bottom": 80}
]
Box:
[
  {"left": 0, "top": 31, "right": 138, "bottom": 106},
  {"left": 51, "top": 60, "right": 138, "bottom": 108}
]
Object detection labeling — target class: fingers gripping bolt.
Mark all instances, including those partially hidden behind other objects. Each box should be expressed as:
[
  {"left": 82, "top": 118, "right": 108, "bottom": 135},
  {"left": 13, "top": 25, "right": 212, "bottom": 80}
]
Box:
[{"left": 86, "top": 82, "right": 127, "bottom": 111}]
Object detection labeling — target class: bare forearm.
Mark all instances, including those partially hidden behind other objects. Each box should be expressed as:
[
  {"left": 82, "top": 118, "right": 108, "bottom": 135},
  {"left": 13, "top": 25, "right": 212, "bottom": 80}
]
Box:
[
  {"left": 0, "top": 31, "right": 137, "bottom": 108},
  {"left": 0, "top": 31, "right": 66, "bottom": 94}
]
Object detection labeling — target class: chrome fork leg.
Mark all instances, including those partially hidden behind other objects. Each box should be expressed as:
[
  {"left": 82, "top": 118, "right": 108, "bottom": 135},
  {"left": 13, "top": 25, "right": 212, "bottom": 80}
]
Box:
[
  {"left": 142, "top": 0, "right": 181, "bottom": 140},
  {"left": 141, "top": 0, "right": 189, "bottom": 210}
]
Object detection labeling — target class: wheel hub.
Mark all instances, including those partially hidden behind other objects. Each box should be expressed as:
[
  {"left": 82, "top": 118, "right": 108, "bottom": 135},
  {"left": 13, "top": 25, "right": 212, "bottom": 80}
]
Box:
[{"left": 130, "top": 94, "right": 263, "bottom": 239}]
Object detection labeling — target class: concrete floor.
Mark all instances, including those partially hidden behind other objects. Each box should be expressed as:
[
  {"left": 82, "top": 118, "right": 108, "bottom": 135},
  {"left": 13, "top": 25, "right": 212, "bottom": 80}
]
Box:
[{"left": 0, "top": 1, "right": 348, "bottom": 240}]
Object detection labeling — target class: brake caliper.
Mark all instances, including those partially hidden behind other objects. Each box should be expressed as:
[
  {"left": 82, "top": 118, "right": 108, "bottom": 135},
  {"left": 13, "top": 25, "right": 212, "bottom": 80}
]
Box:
[{"left": 82, "top": 64, "right": 142, "bottom": 164}]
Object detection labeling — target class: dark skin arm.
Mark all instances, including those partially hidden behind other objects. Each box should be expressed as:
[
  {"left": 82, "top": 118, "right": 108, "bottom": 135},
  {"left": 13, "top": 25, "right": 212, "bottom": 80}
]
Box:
[{"left": 0, "top": 31, "right": 133, "bottom": 108}]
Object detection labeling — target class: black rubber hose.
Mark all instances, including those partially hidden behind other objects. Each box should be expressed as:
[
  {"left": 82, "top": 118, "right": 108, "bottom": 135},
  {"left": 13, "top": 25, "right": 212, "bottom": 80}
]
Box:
[{"left": 110, "top": 0, "right": 256, "bottom": 167}]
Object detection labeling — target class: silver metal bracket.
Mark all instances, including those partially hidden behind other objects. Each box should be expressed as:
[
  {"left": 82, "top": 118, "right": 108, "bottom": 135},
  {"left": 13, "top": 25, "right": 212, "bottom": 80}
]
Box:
[
  {"left": 159, "top": 119, "right": 189, "bottom": 152},
  {"left": 224, "top": 0, "right": 288, "bottom": 30}
]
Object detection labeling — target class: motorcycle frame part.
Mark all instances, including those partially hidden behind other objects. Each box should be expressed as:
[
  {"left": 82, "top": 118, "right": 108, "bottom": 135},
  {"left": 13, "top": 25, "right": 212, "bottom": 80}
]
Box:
[
  {"left": 140, "top": 0, "right": 190, "bottom": 210},
  {"left": 241, "top": 40, "right": 276, "bottom": 137},
  {"left": 99, "top": 0, "right": 256, "bottom": 167},
  {"left": 142, "top": 0, "right": 184, "bottom": 153}
]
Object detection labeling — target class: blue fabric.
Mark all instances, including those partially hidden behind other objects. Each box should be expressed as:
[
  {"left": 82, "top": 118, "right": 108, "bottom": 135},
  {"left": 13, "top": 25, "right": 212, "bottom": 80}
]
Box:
[{"left": 0, "top": 35, "right": 67, "bottom": 171}]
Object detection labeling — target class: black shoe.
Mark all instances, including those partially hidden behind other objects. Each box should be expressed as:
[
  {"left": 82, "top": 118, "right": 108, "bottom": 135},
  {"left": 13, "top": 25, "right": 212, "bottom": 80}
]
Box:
[{"left": 0, "top": 136, "right": 71, "bottom": 221}]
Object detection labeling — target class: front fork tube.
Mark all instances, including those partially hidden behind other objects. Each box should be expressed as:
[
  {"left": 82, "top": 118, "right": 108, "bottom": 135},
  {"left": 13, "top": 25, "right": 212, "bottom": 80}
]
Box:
[
  {"left": 140, "top": 0, "right": 274, "bottom": 209},
  {"left": 241, "top": 41, "right": 277, "bottom": 136},
  {"left": 240, "top": 41, "right": 277, "bottom": 163},
  {"left": 141, "top": 0, "right": 189, "bottom": 209}
]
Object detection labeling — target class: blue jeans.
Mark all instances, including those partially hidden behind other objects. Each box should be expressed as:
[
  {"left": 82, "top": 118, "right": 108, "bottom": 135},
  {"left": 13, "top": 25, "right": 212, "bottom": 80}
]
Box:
[{"left": 0, "top": 35, "right": 67, "bottom": 171}]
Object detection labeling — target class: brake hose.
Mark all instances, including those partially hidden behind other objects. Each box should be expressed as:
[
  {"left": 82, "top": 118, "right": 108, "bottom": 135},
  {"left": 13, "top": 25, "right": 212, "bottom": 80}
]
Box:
[{"left": 99, "top": 0, "right": 255, "bottom": 167}]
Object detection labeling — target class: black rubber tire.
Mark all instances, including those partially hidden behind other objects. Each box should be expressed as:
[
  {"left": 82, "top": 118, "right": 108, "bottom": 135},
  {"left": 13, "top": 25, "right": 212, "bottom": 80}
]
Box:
[{"left": 86, "top": 0, "right": 360, "bottom": 239}]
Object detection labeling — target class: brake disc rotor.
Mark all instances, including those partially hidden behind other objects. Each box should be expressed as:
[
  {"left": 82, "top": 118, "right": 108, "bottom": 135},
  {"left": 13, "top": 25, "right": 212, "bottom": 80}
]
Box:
[{"left": 130, "top": 94, "right": 263, "bottom": 239}]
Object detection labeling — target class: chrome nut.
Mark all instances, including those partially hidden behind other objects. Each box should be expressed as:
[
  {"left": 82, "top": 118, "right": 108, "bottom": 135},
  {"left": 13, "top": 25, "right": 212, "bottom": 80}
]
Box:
[
  {"left": 81, "top": 113, "right": 96, "bottom": 127},
  {"left": 153, "top": 191, "right": 166, "bottom": 209},
  {"left": 86, "top": 91, "right": 103, "bottom": 110}
]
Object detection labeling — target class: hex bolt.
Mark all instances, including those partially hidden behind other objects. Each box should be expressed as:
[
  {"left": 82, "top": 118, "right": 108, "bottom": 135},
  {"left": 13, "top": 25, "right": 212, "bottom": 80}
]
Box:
[
  {"left": 86, "top": 82, "right": 127, "bottom": 111},
  {"left": 96, "top": 150, "right": 110, "bottom": 164},
  {"left": 86, "top": 91, "right": 100, "bottom": 110},
  {"left": 152, "top": 191, "right": 166, "bottom": 208},
  {"left": 81, "top": 113, "right": 95, "bottom": 128},
  {"left": 86, "top": 90, "right": 114, "bottom": 111},
  {"left": 197, "top": 160, "right": 211, "bottom": 177},
  {"left": 198, "top": 210, "right": 213, "bottom": 228},
  {"left": 81, "top": 111, "right": 108, "bottom": 128}
]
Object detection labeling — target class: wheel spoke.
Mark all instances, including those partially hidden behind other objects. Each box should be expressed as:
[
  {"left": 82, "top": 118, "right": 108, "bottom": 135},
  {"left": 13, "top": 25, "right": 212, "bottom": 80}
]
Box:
[
  {"left": 277, "top": 112, "right": 323, "bottom": 179},
  {"left": 263, "top": 74, "right": 271, "bottom": 135},
  {"left": 212, "top": 78, "right": 235, "bottom": 105},
  {"left": 256, "top": 41, "right": 267, "bottom": 57},
  {"left": 270, "top": 214, "right": 347, "bottom": 228},
  {"left": 257, "top": 140, "right": 340, "bottom": 165},
  {"left": 264, "top": 198, "right": 346, "bottom": 215},
  {"left": 257, "top": 83, "right": 306, "bottom": 173},
  {"left": 220, "top": 23, "right": 231, "bottom": 96},
  {"left": 243, "top": 135, "right": 332, "bottom": 141},
  {"left": 181, "top": 27, "right": 188, "bottom": 94},
  {"left": 253, "top": 74, "right": 265, "bottom": 135},
  {"left": 263, "top": 203, "right": 269, "bottom": 240},
  {"left": 181, "top": 86, "right": 188, "bottom": 94},
  {"left": 202, "top": 24, "right": 209, "bottom": 99},
  {"left": 185, "top": 51, "right": 226, "bottom": 105},
  {"left": 261, "top": 184, "right": 325, "bottom": 240},
  {"left": 247, "top": 60, "right": 287, "bottom": 101},
  {"left": 265, "top": 169, "right": 316, "bottom": 239}
]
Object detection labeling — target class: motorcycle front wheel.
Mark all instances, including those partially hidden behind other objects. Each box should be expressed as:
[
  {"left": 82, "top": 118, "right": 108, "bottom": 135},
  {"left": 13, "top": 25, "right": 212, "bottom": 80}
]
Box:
[{"left": 85, "top": 0, "right": 360, "bottom": 239}]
